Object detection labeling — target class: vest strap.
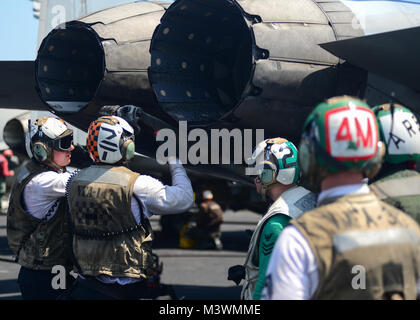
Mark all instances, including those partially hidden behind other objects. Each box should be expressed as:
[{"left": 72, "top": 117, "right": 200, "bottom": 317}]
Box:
[
  {"left": 371, "top": 175, "right": 420, "bottom": 200},
  {"left": 73, "top": 224, "right": 145, "bottom": 240},
  {"left": 65, "top": 169, "right": 83, "bottom": 274}
]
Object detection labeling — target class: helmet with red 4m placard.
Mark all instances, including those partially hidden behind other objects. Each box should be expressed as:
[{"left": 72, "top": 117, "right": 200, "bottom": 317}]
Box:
[{"left": 298, "top": 96, "right": 385, "bottom": 189}]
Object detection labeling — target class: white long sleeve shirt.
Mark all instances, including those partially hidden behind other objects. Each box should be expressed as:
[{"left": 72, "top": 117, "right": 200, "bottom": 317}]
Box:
[
  {"left": 261, "top": 184, "right": 420, "bottom": 299},
  {"left": 24, "top": 162, "right": 193, "bottom": 285},
  {"left": 24, "top": 163, "right": 194, "bottom": 223},
  {"left": 99, "top": 162, "right": 193, "bottom": 284},
  {"left": 130, "top": 162, "right": 194, "bottom": 223},
  {"left": 23, "top": 170, "right": 72, "bottom": 220}
]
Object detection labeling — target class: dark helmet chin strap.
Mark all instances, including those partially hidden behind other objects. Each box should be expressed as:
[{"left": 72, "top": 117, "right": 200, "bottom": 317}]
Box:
[
  {"left": 374, "top": 92, "right": 397, "bottom": 150},
  {"left": 46, "top": 160, "right": 66, "bottom": 173},
  {"left": 386, "top": 93, "right": 396, "bottom": 150}
]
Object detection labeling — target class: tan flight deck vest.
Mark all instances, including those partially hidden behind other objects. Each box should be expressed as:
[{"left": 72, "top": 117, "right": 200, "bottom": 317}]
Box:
[
  {"left": 7, "top": 160, "right": 71, "bottom": 270},
  {"left": 291, "top": 192, "right": 420, "bottom": 300},
  {"left": 370, "top": 170, "right": 420, "bottom": 224},
  {"left": 67, "top": 165, "right": 154, "bottom": 279}
]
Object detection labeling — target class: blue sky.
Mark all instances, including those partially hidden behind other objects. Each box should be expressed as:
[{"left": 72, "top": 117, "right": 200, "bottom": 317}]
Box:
[
  {"left": 0, "top": 0, "right": 170, "bottom": 61},
  {"left": 0, "top": 1, "right": 39, "bottom": 61}
]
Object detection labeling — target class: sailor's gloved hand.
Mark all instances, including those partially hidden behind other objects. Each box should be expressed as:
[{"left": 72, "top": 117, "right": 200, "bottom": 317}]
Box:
[
  {"left": 116, "top": 105, "right": 143, "bottom": 135},
  {"left": 69, "top": 145, "right": 94, "bottom": 169},
  {"left": 228, "top": 265, "right": 245, "bottom": 285},
  {"left": 98, "top": 105, "right": 143, "bottom": 135},
  {"left": 98, "top": 105, "right": 121, "bottom": 117}
]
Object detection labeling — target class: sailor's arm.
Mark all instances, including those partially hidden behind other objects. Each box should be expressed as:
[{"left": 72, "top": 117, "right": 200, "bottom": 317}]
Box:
[
  {"left": 133, "top": 158, "right": 194, "bottom": 215},
  {"left": 260, "top": 225, "right": 318, "bottom": 300}
]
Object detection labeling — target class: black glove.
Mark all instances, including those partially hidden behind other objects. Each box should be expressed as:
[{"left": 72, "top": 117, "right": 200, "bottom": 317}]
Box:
[
  {"left": 69, "top": 145, "right": 94, "bottom": 169},
  {"left": 228, "top": 265, "right": 245, "bottom": 285},
  {"left": 98, "top": 105, "right": 121, "bottom": 117},
  {"left": 98, "top": 105, "right": 142, "bottom": 135},
  {"left": 116, "top": 105, "right": 142, "bottom": 135}
]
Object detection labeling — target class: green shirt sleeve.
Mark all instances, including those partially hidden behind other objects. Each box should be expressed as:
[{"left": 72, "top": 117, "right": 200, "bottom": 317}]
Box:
[{"left": 253, "top": 214, "right": 292, "bottom": 300}]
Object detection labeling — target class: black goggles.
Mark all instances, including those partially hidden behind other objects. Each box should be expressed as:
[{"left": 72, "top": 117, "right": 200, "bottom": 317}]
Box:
[{"left": 52, "top": 134, "right": 73, "bottom": 151}]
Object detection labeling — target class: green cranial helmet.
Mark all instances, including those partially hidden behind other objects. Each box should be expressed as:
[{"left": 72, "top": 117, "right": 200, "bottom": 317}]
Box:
[
  {"left": 373, "top": 103, "right": 420, "bottom": 164},
  {"left": 299, "top": 96, "right": 385, "bottom": 188},
  {"left": 251, "top": 137, "right": 301, "bottom": 188}
]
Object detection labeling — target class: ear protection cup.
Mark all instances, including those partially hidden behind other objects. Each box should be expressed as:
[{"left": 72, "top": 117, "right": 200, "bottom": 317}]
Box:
[
  {"left": 362, "top": 141, "right": 385, "bottom": 179},
  {"left": 299, "top": 114, "right": 327, "bottom": 183},
  {"left": 32, "top": 141, "right": 50, "bottom": 162},
  {"left": 298, "top": 136, "right": 314, "bottom": 178},
  {"left": 298, "top": 129, "right": 342, "bottom": 191},
  {"left": 298, "top": 134, "right": 321, "bottom": 184},
  {"left": 121, "top": 139, "right": 135, "bottom": 161}
]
